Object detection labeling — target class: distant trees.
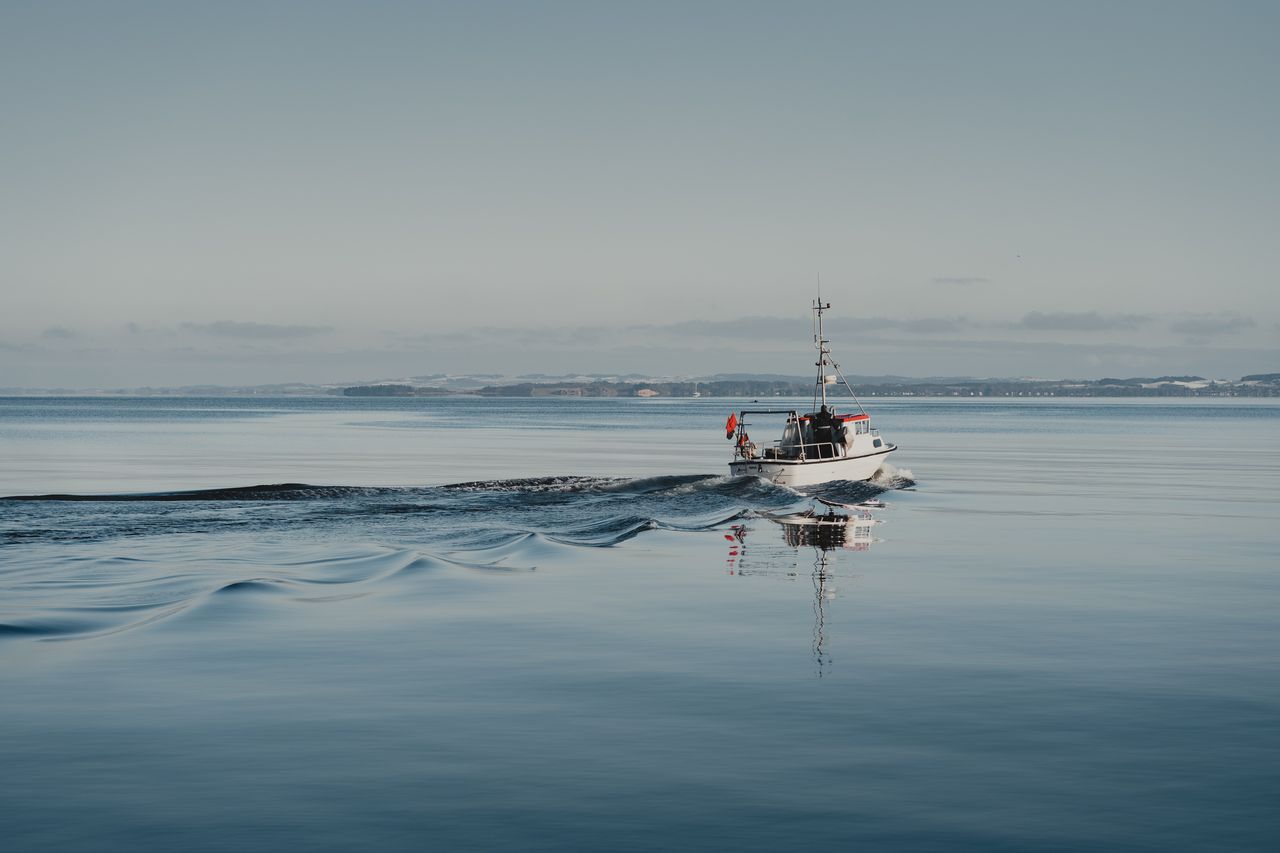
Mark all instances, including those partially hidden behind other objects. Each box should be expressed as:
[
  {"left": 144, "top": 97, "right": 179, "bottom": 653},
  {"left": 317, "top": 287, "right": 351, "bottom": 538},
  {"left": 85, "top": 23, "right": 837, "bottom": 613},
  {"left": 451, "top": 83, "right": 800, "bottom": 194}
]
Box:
[
  {"left": 341, "top": 384, "right": 449, "bottom": 397},
  {"left": 343, "top": 376, "right": 1277, "bottom": 398}
]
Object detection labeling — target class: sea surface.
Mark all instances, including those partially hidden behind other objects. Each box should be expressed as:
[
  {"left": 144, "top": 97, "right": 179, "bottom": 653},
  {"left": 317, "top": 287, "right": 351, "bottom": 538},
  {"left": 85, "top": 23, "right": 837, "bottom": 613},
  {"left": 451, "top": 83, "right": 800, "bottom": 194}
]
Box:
[{"left": 2, "top": 395, "right": 1278, "bottom": 852}]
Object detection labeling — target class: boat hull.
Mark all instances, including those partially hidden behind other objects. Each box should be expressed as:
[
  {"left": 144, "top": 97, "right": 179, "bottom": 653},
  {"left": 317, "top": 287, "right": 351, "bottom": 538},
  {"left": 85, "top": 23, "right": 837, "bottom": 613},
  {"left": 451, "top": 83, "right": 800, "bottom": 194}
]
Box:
[{"left": 728, "top": 447, "right": 895, "bottom": 486}]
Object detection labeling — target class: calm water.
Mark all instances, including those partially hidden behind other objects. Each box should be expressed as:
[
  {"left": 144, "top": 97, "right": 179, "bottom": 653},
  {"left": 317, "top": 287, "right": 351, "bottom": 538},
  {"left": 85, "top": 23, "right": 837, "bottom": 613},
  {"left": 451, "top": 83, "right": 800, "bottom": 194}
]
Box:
[{"left": 2, "top": 396, "right": 1278, "bottom": 851}]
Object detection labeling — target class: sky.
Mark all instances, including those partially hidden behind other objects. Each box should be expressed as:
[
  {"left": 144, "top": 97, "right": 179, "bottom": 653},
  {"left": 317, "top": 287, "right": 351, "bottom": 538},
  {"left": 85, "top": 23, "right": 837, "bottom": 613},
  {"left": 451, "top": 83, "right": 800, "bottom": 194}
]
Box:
[{"left": 2, "top": 0, "right": 1278, "bottom": 387}]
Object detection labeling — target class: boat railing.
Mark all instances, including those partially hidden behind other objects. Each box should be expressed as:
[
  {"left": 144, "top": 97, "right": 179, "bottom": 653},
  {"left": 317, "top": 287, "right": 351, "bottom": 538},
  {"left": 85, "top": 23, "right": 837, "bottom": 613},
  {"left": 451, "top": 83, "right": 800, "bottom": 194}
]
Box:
[
  {"left": 740, "top": 439, "right": 845, "bottom": 461},
  {"left": 733, "top": 409, "right": 851, "bottom": 461}
]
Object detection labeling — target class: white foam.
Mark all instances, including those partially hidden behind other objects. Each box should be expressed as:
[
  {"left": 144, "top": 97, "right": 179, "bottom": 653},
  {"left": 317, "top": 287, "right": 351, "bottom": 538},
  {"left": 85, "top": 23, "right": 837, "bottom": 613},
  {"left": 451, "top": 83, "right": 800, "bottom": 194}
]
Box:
[{"left": 872, "top": 463, "right": 915, "bottom": 488}]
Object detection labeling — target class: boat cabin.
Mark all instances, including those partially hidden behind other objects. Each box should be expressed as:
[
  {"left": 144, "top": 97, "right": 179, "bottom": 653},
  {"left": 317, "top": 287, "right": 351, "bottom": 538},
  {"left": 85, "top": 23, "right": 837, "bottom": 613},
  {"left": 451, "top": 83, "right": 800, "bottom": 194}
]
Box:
[{"left": 733, "top": 409, "right": 886, "bottom": 462}]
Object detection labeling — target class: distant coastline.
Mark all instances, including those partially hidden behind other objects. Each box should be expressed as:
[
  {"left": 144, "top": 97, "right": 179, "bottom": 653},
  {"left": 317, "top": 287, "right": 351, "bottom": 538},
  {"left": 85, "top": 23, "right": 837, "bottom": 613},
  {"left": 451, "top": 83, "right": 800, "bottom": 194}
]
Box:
[
  {"left": 343, "top": 374, "right": 1279, "bottom": 398},
  {"left": 4, "top": 373, "right": 1278, "bottom": 398}
]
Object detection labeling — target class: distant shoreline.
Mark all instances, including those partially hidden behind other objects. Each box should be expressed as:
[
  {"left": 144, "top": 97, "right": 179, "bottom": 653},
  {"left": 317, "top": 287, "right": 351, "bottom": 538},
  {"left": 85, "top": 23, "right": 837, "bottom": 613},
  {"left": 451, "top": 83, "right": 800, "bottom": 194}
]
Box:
[
  {"left": 4, "top": 373, "right": 1278, "bottom": 399},
  {"left": 3, "top": 377, "right": 1278, "bottom": 400}
]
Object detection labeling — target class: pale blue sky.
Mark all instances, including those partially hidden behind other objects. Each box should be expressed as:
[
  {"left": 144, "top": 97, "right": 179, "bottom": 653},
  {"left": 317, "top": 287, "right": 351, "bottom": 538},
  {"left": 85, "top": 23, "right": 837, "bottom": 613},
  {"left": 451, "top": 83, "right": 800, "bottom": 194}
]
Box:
[{"left": 2, "top": 1, "right": 1277, "bottom": 385}]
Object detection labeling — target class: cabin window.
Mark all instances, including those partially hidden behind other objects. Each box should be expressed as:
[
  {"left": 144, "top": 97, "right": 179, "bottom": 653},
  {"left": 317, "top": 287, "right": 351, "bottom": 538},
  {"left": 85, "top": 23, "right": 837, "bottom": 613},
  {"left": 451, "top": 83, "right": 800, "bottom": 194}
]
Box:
[
  {"left": 854, "top": 420, "right": 870, "bottom": 435},
  {"left": 873, "top": 438, "right": 882, "bottom": 447}
]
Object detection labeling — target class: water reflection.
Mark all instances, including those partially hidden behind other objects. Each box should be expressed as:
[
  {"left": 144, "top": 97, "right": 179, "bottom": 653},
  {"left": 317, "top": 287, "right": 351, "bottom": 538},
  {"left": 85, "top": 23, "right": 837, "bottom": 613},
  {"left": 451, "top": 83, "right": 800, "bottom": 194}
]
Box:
[
  {"left": 778, "top": 508, "right": 878, "bottom": 551},
  {"left": 725, "top": 502, "right": 884, "bottom": 675}
]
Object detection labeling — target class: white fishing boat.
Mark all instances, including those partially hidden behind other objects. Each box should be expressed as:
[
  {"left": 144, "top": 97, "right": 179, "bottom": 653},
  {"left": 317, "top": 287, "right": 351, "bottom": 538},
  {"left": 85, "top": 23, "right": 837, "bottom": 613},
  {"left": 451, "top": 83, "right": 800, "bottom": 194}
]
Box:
[{"left": 726, "top": 298, "right": 897, "bottom": 486}]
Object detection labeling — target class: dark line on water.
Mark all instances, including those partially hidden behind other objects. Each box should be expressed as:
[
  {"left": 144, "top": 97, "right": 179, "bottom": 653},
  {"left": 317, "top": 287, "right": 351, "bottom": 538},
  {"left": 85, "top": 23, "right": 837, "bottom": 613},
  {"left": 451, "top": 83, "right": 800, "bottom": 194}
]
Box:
[{"left": 3, "top": 483, "right": 367, "bottom": 501}]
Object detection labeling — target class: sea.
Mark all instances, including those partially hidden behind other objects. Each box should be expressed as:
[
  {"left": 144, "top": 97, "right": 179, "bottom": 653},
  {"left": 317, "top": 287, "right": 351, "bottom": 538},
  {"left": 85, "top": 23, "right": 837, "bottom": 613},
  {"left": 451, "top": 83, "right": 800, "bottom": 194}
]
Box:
[{"left": 1, "top": 395, "right": 1278, "bottom": 852}]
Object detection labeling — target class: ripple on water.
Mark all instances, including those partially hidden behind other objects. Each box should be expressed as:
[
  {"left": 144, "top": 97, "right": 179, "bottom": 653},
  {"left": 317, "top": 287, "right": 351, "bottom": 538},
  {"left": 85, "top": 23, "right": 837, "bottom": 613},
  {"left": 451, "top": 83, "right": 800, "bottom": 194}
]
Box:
[{"left": 0, "top": 471, "right": 915, "bottom": 641}]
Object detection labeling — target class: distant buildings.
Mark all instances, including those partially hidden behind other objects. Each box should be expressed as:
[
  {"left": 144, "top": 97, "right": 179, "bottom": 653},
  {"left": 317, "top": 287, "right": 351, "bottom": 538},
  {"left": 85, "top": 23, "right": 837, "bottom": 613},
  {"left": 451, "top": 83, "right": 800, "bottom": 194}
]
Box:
[{"left": 326, "top": 374, "right": 1280, "bottom": 399}]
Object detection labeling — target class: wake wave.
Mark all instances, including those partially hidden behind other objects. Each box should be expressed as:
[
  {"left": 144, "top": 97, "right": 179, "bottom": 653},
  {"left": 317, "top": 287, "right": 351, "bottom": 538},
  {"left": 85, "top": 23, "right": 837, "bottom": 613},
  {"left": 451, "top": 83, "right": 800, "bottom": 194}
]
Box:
[
  {"left": 872, "top": 463, "right": 916, "bottom": 489},
  {"left": 2, "top": 471, "right": 913, "bottom": 550},
  {"left": 3, "top": 474, "right": 783, "bottom": 502},
  {"left": 0, "top": 544, "right": 548, "bottom": 642},
  {"left": 3, "top": 470, "right": 912, "bottom": 505},
  {"left": 1, "top": 483, "right": 392, "bottom": 502},
  {"left": 1, "top": 470, "right": 916, "bottom": 640}
]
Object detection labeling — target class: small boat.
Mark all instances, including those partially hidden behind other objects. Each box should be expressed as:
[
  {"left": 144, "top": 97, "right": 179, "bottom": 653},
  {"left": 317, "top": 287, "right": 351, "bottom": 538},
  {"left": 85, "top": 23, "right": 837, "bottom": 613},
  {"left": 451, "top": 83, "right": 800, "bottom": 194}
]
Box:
[{"left": 726, "top": 298, "right": 897, "bottom": 486}]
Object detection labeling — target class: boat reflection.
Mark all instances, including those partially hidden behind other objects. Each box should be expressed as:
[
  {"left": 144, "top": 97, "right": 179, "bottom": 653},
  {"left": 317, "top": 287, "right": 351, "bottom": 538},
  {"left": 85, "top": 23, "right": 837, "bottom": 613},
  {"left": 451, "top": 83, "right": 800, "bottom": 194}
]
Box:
[
  {"left": 725, "top": 504, "right": 883, "bottom": 676},
  {"left": 777, "top": 508, "right": 878, "bottom": 551}
]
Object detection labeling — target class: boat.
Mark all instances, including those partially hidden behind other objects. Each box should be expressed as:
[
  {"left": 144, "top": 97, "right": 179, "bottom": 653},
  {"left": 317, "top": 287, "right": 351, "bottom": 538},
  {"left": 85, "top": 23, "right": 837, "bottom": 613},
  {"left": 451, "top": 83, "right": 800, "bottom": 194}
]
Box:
[{"left": 726, "top": 297, "right": 897, "bottom": 485}]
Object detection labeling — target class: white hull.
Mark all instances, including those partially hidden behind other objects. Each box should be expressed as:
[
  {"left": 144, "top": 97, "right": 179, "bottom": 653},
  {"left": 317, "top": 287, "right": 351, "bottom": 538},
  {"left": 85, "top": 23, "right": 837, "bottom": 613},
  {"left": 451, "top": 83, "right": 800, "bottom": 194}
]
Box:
[{"left": 729, "top": 447, "right": 894, "bottom": 486}]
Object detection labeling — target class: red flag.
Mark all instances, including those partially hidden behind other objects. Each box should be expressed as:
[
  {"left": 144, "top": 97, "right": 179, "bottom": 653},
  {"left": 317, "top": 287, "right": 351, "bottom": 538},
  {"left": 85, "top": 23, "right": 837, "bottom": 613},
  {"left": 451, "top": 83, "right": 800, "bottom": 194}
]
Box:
[{"left": 725, "top": 412, "right": 737, "bottom": 439}]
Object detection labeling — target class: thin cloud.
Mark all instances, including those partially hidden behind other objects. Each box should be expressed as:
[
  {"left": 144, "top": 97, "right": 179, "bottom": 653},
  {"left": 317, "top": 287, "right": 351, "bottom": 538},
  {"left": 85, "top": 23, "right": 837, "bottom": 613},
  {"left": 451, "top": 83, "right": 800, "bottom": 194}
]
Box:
[
  {"left": 641, "top": 316, "right": 805, "bottom": 340},
  {"left": 181, "top": 321, "right": 334, "bottom": 340},
  {"left": 1169, "top": 316, "right": 1255, "bottom": 337},
  {"left": 932, "top": 276, "right": 990, "bottom": 286},
  {"left": 639, "top": 315, "right": 972, "bottom": 339},
  {"left": 1017, "top": 312, "right": 1151, "bottom": 331},
  {"left": 399, "top": 326, "right": 609, "bottom": 348},
  {"left": 896, "top": 317, "right": 969, "bottom": 334},
  {"left": 505, "top": 326, "right": 609, "bottom": 347}
]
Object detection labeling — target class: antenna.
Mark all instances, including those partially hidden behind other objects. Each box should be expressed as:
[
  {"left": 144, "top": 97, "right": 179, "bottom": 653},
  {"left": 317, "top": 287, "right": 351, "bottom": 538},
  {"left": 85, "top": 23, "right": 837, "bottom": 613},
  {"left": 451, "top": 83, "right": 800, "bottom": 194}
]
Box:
[
  {"left": 813, "top": 272, "right": 821, "bottom": 347},
  {"left": 809, "top": 282, "right": 863, "bottom": 415},
  {"left": 812, "top": 289, "right": 832, "bottom": 410}
]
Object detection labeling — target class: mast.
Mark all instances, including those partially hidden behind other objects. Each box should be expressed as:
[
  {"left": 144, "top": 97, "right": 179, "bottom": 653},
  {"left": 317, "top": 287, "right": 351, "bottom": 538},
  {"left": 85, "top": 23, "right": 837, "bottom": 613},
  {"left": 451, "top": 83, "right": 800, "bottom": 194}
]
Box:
[
  {"left": 813, "top": 297, "right": 831, "bottom": 411},
  {"left": 811, "top": 292, "right": 869, "bottom": 417}
]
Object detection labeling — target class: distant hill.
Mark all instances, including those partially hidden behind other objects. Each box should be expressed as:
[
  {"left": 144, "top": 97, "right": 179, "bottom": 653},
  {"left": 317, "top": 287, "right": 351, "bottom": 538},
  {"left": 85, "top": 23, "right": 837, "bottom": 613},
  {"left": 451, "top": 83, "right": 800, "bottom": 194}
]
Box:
[
  {"left": 5, "top": 371, "right": 1278, "bottom": 397},
  {"left": 342, "top": 384, "right": 451, "bottom": 397},
  {"left": 1097, "top": 376, "right": 1205, "bottom": 386}
]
